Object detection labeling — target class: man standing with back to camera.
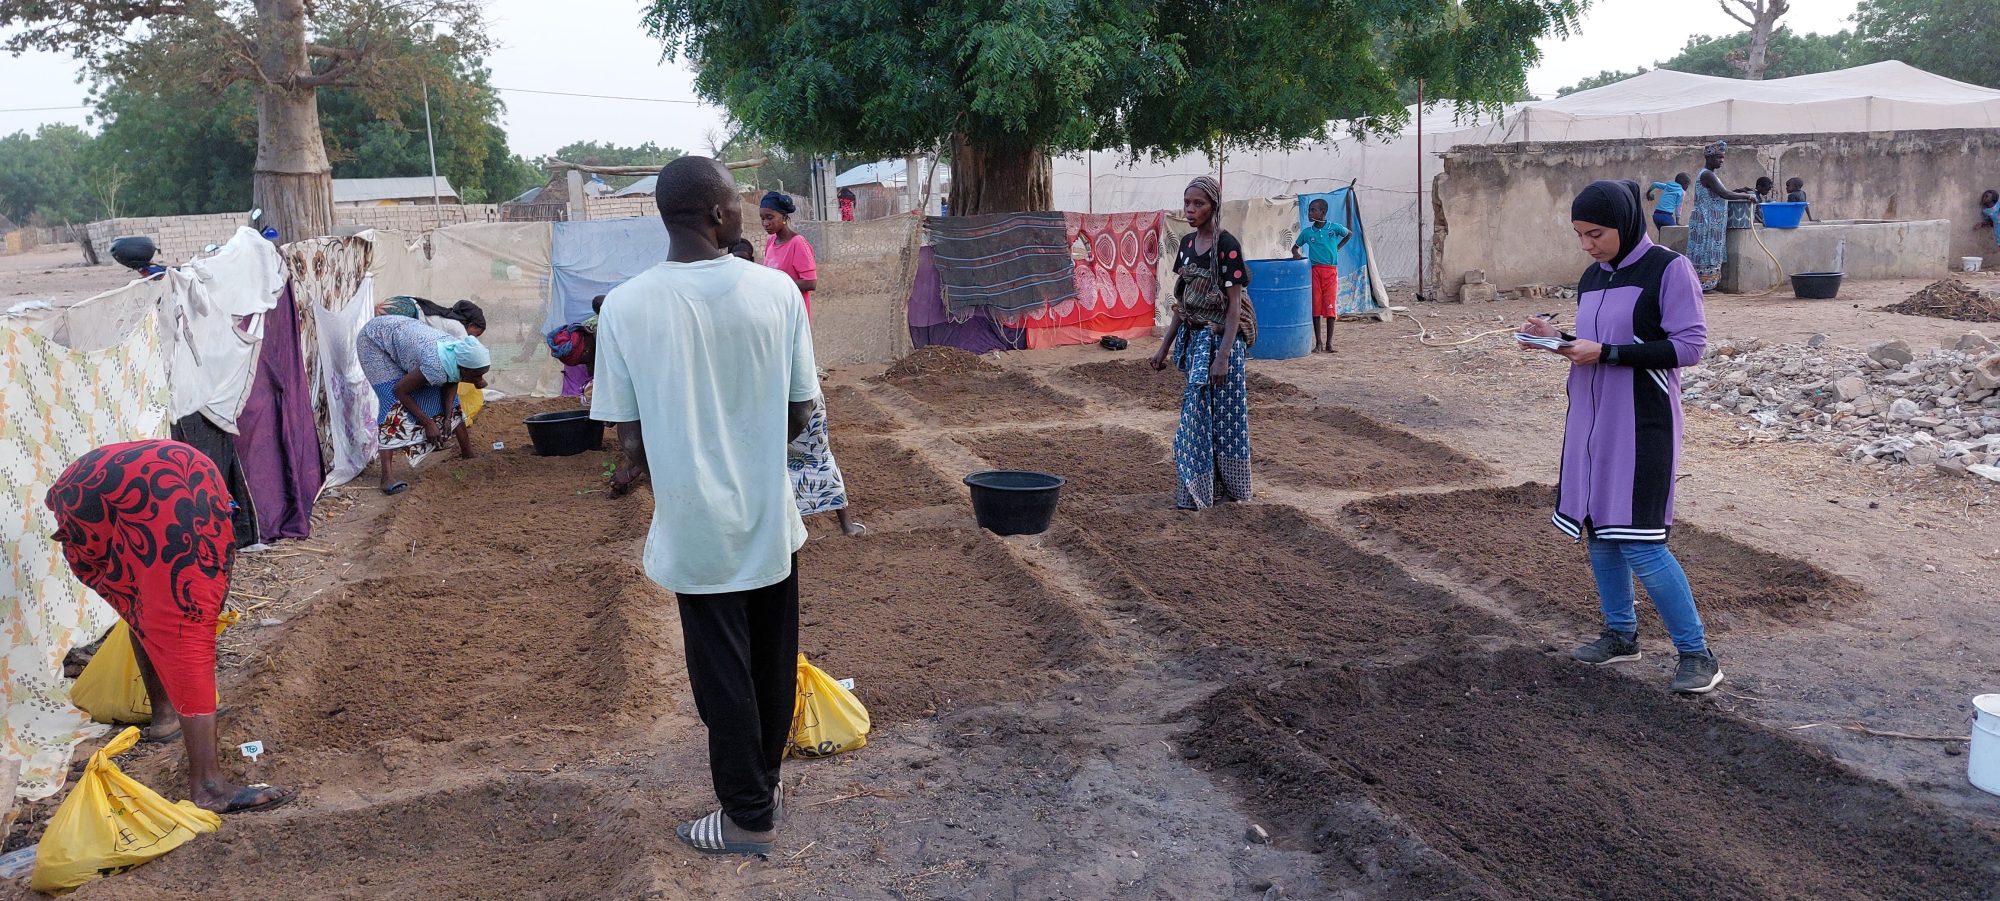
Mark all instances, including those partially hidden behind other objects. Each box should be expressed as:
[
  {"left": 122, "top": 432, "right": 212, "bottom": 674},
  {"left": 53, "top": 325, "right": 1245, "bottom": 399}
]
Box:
[{"left": 591, "top": 155, "right": 819, "bottom": 856}]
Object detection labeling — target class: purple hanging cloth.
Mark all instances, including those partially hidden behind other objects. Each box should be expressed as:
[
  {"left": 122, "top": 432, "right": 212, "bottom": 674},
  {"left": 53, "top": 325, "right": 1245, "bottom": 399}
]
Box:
[
  {"left": 234, "top": 283, "right": 324, "bottom": 541},
  {"left": 907, "top": 246, "right": 1023, "bottom": 355}
]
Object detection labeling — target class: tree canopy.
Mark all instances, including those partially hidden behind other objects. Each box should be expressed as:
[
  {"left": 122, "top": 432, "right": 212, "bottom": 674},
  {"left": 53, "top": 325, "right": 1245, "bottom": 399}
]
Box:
[
  {"left": 2, "top": 0, "right": 495, "bottom": 238},
  {"left": 0, "top": 51, "right": 542, "bottom": 225},
  {"left": 645, "top": 0, "right": 1586, "bottom": 211},
  {"left": 1853, "top": 0, "right": 2000, "bottom": 90}
]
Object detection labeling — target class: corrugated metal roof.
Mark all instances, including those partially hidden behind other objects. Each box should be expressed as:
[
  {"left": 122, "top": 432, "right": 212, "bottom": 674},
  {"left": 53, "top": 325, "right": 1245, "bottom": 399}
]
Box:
[{"left": 332, "top": 177, "right": 459, "bottom": 203}]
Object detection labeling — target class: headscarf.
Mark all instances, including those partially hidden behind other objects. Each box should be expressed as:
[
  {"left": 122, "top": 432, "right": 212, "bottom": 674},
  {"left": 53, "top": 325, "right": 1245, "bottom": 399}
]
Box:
[
  {"left": 760, "top": 191, "right": 796, "bottom": 215},
  {"left": 548, "top": 323, "right": 594, "bottom": 367},
  {"left": 1702, "top": 139, "right": 1727, "bottom": 157},
  {"left": 437, "top": 335, "right": 491, "bottom": 382},
  {"left": 1571, "top": 179, "right": 1649, "bottom": 268},
  {"left": 383, "top": 295, "right": 485, "bottom": 332},
  {"left": 1187, "top": 175, "right": 1221, "bottom": 212}
]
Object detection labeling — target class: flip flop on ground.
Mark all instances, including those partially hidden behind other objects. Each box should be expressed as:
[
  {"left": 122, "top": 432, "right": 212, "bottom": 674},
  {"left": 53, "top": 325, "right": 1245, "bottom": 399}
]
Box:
[
  {"left": 676, "top": 810, "right": 773, "bottom": 856},
  {"left": 216, "top": 783, "right": 295, "bottom": 815}
]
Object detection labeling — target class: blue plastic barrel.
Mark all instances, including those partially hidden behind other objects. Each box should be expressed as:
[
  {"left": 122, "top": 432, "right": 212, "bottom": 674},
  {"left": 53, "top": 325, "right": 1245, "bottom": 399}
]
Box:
[{"left": 1245, "top": 257, "right": 1312, "bottom": 360}]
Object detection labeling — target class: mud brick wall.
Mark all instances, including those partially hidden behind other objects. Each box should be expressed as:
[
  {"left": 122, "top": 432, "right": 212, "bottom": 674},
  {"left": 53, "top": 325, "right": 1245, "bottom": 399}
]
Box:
[{"left": 1435, "top": 128, "right": 2000, "bottom": 294}]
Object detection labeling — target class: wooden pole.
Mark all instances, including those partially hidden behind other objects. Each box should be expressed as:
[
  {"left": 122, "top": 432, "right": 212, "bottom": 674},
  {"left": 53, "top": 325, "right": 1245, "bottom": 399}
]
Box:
[{"left": 1415, "top": 77, "right": 1424, "bottom": 297}]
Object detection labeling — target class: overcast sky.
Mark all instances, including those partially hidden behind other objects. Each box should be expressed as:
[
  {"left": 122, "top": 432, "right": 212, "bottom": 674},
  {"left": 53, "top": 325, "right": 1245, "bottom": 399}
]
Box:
[{"left": 2, "top": 0, "right": 1863, "bottom": 159}]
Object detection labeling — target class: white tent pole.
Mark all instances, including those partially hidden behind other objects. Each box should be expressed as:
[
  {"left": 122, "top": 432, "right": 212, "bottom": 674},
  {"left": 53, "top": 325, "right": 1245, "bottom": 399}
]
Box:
[{"left": 1415, "top": 78, "right": 1424, "bottom": 296}]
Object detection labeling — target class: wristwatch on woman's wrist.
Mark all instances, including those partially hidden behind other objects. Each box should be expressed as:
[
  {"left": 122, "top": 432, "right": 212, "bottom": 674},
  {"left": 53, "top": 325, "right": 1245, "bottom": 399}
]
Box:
[{"left": 1605, "top": 344, "right": 1622, "bottom": 365}]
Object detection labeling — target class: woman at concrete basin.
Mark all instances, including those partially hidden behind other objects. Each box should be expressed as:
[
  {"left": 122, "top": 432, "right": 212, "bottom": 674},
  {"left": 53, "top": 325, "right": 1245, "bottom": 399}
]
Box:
[
  {"left": 1686, "top": 140, "right": 1759, "bottom": 291},
  {"left": 1519, "top": 180, "right": 1722, "bottom": 695}
]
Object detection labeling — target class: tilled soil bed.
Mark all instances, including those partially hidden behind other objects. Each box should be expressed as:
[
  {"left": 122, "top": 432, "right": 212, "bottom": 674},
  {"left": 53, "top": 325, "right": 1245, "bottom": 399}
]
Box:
[
  {"left": 824, "top": 384, "right": 901, "bottom": 435},
  {"left": 799, "top": 528, "right": 1100, "bottom": 722},
  {"left": 832, "top": 435, "right": 961, "bottom": 516},
  {"left": 962, "top": 425, "right": 1169, "bottom": 500},
  {"left": 1068, "top": 358, "right": 1306, "bottom": 411},
  {"left": 1059, "top": 503, "right": 1510, "bottom": 664},
  {"left": 1188, "top": 647, "right": 2000, "bottom": 900},
  {"left": 1258, "top": 405, "right": 1496, "bottom": 492},
  {"left": 1348, "top": 483, "right": 1865, "bottom": 630}
]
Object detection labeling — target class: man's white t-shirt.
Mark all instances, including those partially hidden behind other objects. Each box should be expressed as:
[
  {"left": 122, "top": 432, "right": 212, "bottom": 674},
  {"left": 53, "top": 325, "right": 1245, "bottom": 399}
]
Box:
[{"left": 590, "top": 255, "right": 819, "bottom": 595}]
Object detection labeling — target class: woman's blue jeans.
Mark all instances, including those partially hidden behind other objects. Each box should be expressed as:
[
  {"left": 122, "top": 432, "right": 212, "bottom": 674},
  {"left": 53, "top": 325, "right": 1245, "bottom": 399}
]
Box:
[{"left": 1588, "top": 538, "right": 1709, "bottom": 655}]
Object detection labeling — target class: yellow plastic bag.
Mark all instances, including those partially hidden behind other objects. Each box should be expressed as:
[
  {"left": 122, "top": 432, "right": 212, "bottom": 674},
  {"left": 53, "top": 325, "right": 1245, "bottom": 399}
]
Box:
[
  {"left": 789, "top": 654, "right": 870, "bottom": 759},
  {"left": 30, "top": 727, "right": 221, "bottom": 893},
  {"left": 70, "top": 611, "right": 240, "bottom": 724},
  {"left": 457, "top": 382, "right": 485, "bottom": 425}
]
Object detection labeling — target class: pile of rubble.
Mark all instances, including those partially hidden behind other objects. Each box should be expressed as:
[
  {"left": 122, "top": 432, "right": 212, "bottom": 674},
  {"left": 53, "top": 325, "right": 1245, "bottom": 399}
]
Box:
[{"left": 1680, "top": 332, "right": 2000, "bottom": 482}]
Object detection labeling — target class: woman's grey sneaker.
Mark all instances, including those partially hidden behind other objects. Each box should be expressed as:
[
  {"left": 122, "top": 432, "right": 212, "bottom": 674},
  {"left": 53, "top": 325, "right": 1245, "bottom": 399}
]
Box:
[
  {"left": 1671, "top": 652, "right": 1724, "bottom": 694},
  {"left": 1572, "top": 629, "right": 1640, "bottom": 665}
]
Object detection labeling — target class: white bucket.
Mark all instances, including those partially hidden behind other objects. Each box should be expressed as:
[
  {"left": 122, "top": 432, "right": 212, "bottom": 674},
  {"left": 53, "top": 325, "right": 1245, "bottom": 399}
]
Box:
[
  {"left": 1973, "top": 694, "right": 2000, "bottom": 796},
  {"left": 1964, "top": 256, "right": 1983, "bottom": 273}
]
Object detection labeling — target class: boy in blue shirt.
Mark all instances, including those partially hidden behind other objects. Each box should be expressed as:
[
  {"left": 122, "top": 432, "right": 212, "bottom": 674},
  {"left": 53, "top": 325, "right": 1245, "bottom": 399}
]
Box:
[
  {"left": 1291, "top": 197, "right": 1351, "bottom": 354},
  {"left": 1646, "top": 173, "right": 1691, "bottom": 231}
]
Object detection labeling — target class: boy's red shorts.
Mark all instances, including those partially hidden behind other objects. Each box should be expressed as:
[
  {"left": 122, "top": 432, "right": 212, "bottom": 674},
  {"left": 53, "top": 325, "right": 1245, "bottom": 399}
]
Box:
[{"left": 1311, "top": 264, "right": 1339, "bottom": 317}]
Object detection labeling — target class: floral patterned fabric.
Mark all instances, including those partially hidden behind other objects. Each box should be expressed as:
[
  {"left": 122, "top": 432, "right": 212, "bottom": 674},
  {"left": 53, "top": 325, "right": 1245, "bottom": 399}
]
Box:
[
  {"left": 787, "top": 398, "right": 849, "bottom": 516},
  {"left": 2, "top": 310, "right": 172, "bottom": 800},
  {"left": 281, "top": 236, "right": 375, "bottom": 480}
]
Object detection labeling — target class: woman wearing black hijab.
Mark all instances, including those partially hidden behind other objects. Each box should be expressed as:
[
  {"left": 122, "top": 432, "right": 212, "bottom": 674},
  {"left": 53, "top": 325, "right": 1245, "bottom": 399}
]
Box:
[{"left": 1519, "top": 179, "right": 1721, "bottom": 694}]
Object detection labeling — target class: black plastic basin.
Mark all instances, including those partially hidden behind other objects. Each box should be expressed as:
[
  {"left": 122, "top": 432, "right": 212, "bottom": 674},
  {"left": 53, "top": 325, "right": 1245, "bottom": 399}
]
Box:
[
  {"left": 963, "top": 470, "right": 1066, "bottom": 536},
  {"left": 1791, "top": 271, "right": 1843, "bottom": 300},
  {"left": 523, "top": 410, "right": 604, "bottom": 456}
]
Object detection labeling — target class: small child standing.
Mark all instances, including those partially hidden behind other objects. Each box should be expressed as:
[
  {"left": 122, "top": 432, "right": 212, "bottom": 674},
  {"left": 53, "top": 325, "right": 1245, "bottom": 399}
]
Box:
[
  {"left": 1291, "top": 197, "right": 1351, "bottom": 354},
  {"left": 1978, "top": 189, "right": 2000, "bottom": 254},
  {"left": 1784, "top": 177, "right": 1816, "bottom": 222},
  {"left": 1646, "top": 173, "right": 1691, "bottom": 230}
]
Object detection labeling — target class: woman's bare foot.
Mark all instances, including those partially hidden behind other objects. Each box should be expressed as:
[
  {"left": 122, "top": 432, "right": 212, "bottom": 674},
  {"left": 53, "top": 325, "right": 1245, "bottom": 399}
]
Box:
[{"left": 140, "top": 712, "right": 182, "bottom": 743}]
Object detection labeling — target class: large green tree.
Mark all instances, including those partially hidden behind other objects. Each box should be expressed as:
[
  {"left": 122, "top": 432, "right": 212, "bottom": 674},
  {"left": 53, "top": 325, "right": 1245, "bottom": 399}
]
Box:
[
  {"left": 0, "top": 125, "right": 101, "bottom": 225},
  {"left": 78, "top": 53, "right": 540, "bottom": 216},
  {"left": 1854, "top": 0, "right": 2000, "bottom": 88},
  {"left": 3, "top": 0, "right": 490, "bottom": 241},
  {"left": 645, "top": 0, "right": 1586, "bottom": 213}
]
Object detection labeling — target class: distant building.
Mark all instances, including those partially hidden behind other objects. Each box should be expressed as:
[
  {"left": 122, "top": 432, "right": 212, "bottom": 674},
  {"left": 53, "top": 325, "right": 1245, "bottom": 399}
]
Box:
[
  {"left": 332, "top": 177, "right": 460, "bottom": 207},
  {"left": 836, "top": 159, "right": 949, "bottom": 220}
]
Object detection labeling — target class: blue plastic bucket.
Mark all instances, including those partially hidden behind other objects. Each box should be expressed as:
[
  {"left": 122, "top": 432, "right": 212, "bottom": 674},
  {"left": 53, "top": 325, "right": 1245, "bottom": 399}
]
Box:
[
  {"left": 1759, "top": 202, "right": 1807, "bottom": 229},
  {"left": 1245, "top": 257, "right": 1312, "bottom": 360}
]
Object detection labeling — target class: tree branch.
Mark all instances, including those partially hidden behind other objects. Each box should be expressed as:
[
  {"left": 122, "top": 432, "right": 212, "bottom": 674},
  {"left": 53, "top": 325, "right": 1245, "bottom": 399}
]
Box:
[
  {"left": 1718, "top": 0, "right": 1757, "bottom": 29},
  {"left": 307, "top": 43, "right": 359, "bottom": 59}
]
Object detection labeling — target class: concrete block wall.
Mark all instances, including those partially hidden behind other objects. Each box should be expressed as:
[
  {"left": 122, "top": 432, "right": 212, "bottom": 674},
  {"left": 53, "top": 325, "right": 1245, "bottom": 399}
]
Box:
[
  {"left": 583, "top": 196, "right": 657, "bottom": 221},
  {"left": 1436, "top": 128, "right": 2000, "bottom": 295},
  {"left": 87, "top": 212, "right": 248, "bottom": 266},
  {"left": 336, "top": 204, "right": 498, "bottom": 232}
]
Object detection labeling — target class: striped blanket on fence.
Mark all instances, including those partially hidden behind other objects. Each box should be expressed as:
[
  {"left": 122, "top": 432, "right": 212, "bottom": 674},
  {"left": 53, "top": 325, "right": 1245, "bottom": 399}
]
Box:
[{"left": 926, "top": 212, "right": 1079, "bottom": 315}]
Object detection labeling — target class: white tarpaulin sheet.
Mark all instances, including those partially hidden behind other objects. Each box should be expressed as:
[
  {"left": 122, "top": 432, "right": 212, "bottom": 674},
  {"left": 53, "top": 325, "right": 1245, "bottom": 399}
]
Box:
[{"left": 1054, "top": 61, "right": 2000, "bottom": 284}]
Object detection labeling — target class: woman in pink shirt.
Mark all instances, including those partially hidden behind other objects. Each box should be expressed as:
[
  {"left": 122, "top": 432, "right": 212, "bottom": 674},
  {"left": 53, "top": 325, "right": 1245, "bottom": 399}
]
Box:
[
  {"left": 760, "top": 192, "right": 818, "bottom": 311},
  {"left": 759, "top": 191, "right": 861, "bottom": 536}
]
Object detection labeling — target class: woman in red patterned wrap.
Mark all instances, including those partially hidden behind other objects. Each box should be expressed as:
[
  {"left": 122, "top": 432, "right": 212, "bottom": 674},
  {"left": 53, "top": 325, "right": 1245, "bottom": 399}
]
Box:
[{"left": 47, "top": 439, "right": 294, "bottom": 813}]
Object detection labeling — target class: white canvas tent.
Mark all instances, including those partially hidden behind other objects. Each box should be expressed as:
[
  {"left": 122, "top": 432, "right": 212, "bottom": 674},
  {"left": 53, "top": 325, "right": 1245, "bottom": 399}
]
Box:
[{"left": 1053, "top": 61, "right": 2000, "bottom": 286}]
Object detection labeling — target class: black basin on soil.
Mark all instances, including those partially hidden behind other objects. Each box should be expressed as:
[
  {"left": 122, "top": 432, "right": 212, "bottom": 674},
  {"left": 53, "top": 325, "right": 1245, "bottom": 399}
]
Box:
[
  {"left": 1790, "top": 271, "right": 1843, "bottom": 300},
  {"left": 964, "top": 470, "right": 1066, "bottom": 536},
  {"left": 524, "top": 410, "right": 604, "bottom": 456}
]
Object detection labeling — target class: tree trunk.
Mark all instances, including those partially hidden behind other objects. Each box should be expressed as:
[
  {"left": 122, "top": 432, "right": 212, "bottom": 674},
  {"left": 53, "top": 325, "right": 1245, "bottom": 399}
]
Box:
[
  {"left": 947, "top": 133, "right": 1051, "bottom": 215},
  {"left": 1742, "top": 23, "right": 1772, "bottom": 79},
  {"left": 252, "top": 0, "right": 334, "bottom": 241}
]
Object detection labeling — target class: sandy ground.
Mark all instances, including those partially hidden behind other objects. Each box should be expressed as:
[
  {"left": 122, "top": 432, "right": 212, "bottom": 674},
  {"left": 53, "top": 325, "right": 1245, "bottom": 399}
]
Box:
[
  {"left": 1, "top": 249, "right": 128, "bottom": 307},
  {"left": 8, "top": 274, "right": 2000, "bottom": 899}
]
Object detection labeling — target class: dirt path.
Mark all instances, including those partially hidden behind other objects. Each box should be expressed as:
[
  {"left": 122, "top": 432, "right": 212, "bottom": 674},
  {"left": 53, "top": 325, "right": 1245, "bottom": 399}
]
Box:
[{"left": 17, "top": 277, "right": 2000, "bottom": 898}]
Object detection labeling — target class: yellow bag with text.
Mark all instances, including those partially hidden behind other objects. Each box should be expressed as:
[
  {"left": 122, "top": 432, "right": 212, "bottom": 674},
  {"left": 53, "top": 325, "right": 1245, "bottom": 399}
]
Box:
[
  {"left": 789, "top": 654, "right": 870, "bottom": 758},
  {"left": 71, "top": 610, "right": 241, "bottom": 724},
  {"left": 30, "top": 727, "right": 222, "bottom": 893}
]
